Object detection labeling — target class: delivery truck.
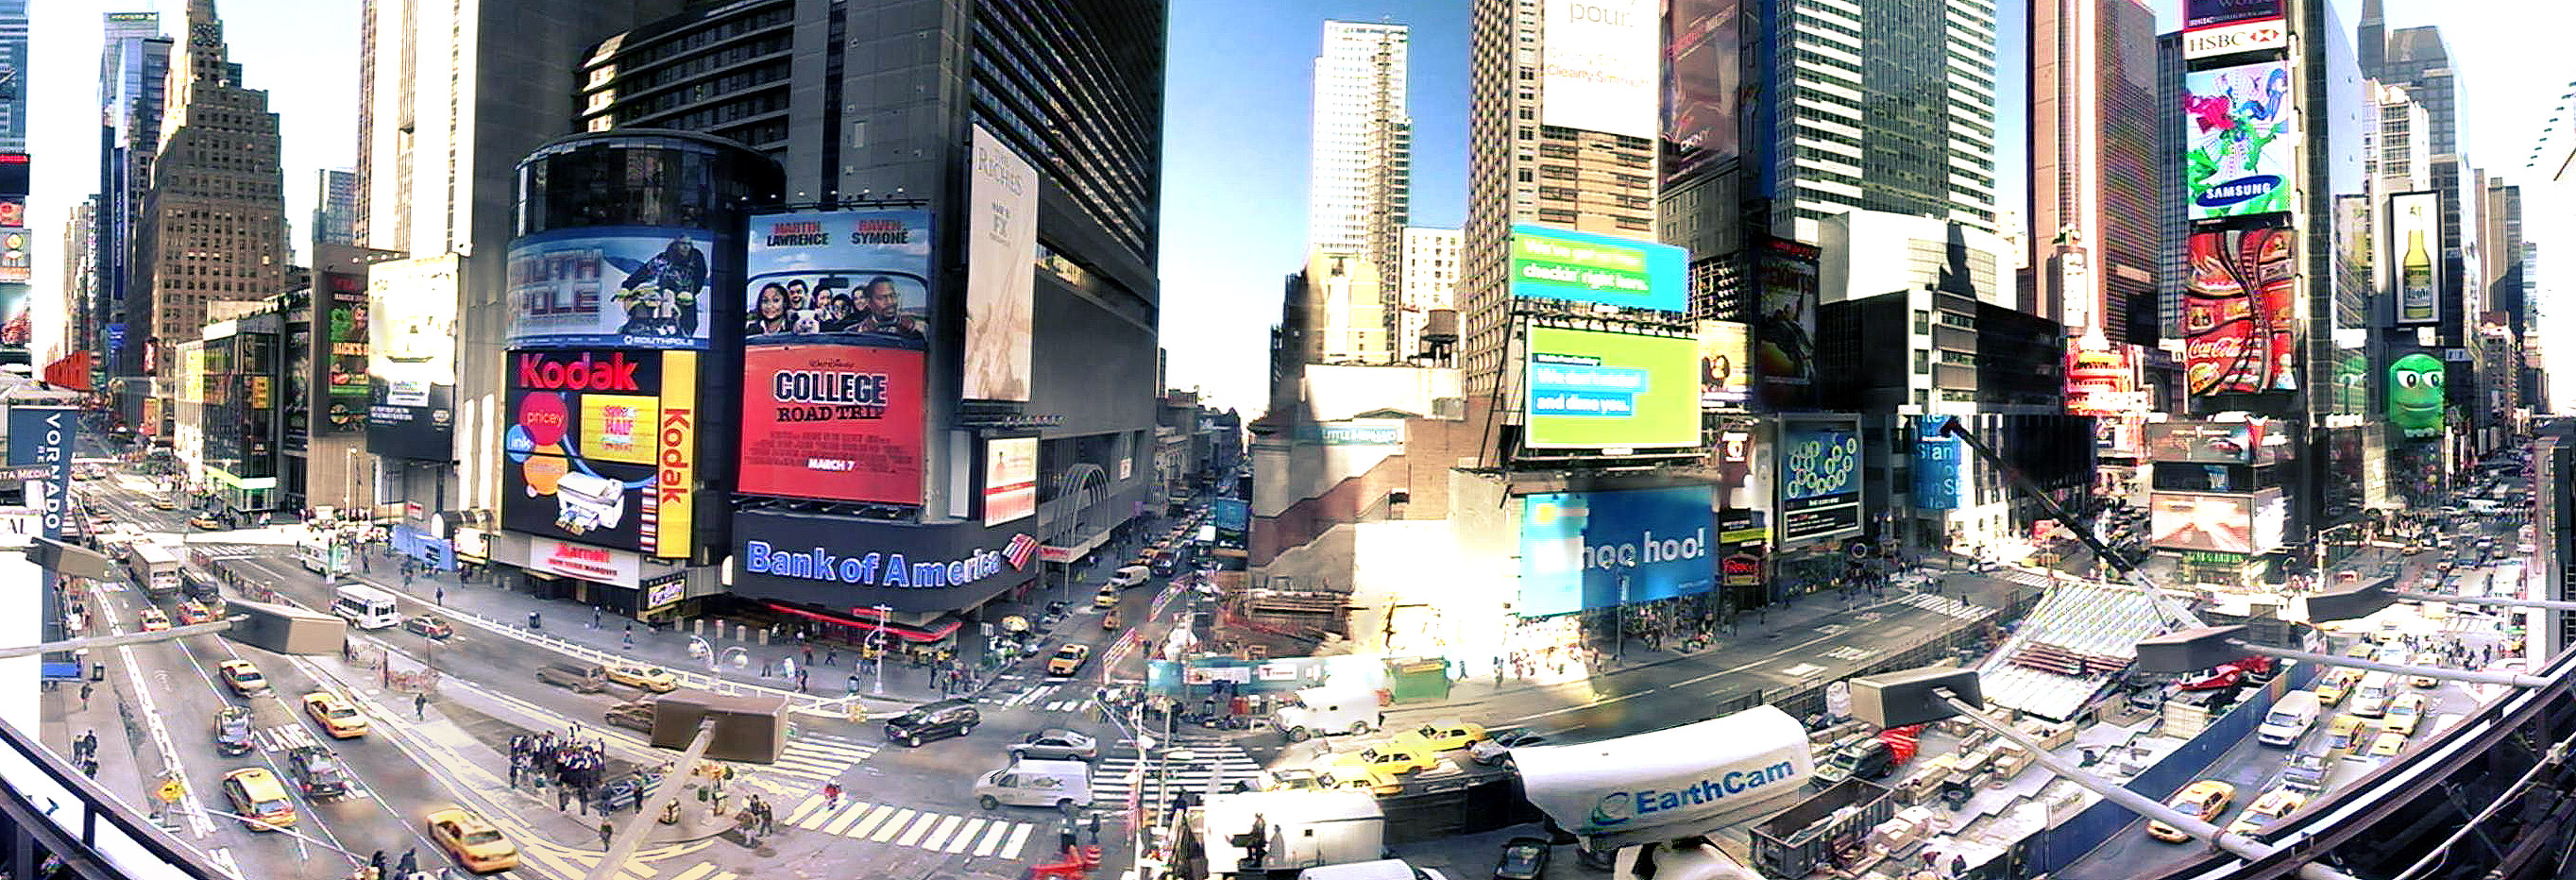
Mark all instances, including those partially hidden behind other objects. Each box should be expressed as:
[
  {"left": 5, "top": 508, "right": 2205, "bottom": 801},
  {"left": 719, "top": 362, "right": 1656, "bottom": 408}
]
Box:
[
  {"left": 1276, "top": 686, "right": 1384, "bottom": 742},
  {"left": 1191, "top": 789, "right": 1385, "bottom": 878}
]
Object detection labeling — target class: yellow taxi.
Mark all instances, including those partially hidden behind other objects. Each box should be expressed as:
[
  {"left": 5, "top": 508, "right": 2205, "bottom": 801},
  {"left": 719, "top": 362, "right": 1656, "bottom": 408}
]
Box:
[
  {"left": 1327, "top": 741, "right": 1440, "bottom": 778},
  {"left": 2146, "top": 780, "right": 2234, "bottom": 843},
  {"left": 426, "top": 806, "right": 519, "bottom": 873},
  {"left": 216, "top": 660, "right": 269, "bottom": 697},
  {"left": 2321, "top": 713, "right": 2378, "bottom": 761},
  {"left": 1270, "top": 766, "right": 1403, "bottom": 796},
  {"left": 301, "top": 691, "right": 369, "bottom": 738},
  {"left": 2226, "top": 787, "right": 2308, "bottom": 837},
  {"left": 138, "top": 608, "right": 171, "bottom": 632},
  {"left": 2365, "top": 730, "right": 2409, "bottom": 758},
  {"left": 2408, "top": 652, "right": 2442, "bottom": 688},
  {"left": 1395, "top": 721, "right": 1488, "bottom": 753},
  {"left": 1046, "top": 644, "right": 1091, "bottom": 677},
  {"left": 2314, "top": 668, "right": 2361, "bottom": 705},
  {"left": 606, "top": 663, "right": 678, "bottom": 693},
  {"left": 1093, "top": 585, "right": 1119, "bottom": 610},
  {"left": 174, "top": 601, "right": 216, "bottom": 625},
  {"left": 2382, "top": 693, "right": 2427, "bottom": 736},
  {"left": 220, "top": 767, "right": 297, "bottom": 831}
]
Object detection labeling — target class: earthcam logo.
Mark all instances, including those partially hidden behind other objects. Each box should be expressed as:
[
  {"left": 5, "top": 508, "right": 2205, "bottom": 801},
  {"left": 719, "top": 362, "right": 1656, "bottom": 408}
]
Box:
[{"left": 1587, "top": 762, "right": 1801, "bottom": 827}]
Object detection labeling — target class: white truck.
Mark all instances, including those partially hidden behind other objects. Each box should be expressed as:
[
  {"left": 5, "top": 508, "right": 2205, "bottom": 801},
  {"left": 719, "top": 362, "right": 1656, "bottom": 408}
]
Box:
[
  {"left": 1276, "top": 686, "right": 1383, "bottom": 742},
  {"left": 1195, "top": 789, "right": 1384, "bottom": 878},
  {"left": 2257, "top": 690, "right": 2322, "bottom": 748}
]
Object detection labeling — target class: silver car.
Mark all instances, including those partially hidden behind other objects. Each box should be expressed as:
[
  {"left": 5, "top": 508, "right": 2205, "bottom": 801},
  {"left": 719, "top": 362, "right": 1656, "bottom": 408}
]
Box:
[{"left": 1008, "top": 728, "right": 1099, "bottom": 762}]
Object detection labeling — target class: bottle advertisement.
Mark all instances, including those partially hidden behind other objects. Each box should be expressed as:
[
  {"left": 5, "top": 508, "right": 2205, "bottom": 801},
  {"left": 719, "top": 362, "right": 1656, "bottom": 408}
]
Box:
[{"left": 2390, "top": 191, "right": 2441, "bottom": 326}]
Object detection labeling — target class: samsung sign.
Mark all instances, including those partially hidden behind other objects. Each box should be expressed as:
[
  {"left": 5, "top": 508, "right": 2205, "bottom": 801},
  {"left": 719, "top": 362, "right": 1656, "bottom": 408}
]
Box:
[{"left": 2184, "top": 17, "right": 2286, "bottom": 59}]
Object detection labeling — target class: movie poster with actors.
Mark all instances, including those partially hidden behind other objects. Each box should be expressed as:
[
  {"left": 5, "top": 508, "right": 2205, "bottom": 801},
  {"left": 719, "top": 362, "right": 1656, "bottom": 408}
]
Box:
[{"left": 742, "top": 210, "right": 932, "bottom": 349}]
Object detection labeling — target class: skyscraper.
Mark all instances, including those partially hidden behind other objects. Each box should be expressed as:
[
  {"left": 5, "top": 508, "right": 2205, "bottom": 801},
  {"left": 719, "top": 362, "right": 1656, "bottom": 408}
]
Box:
[
  {"left": 1309, "top": 22, "right": 1411, "bottom": 284},
  {"left": 313, "top": 168, "right": 357, "bottom": 246},
  {"left": 2026, "top": 0, "right": 2157, "bottom": 345},
  {"left": 0, "top": 0, "right": 25, "bottom": 153},
  {"left": 94, "top": 11, "right": 169, "bottom": 393},
  {"left": 1750, "top": 0, "right": 2001, "bottom": 241},
  {"left": 132, "top": 0, "right": 289, "bottom": 423},
  {"left": 1399, "top": 226, "right": 1461, "bottom": 363},
  {"left": 2155, "top": 31, "right": 2184, "bottom": 345}
]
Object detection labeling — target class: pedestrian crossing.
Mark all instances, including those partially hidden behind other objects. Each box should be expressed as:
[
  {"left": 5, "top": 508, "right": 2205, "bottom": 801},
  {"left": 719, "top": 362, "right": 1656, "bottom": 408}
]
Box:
[
  {"left": 1899, "top": 592, "right": 1985, "bottom": 619},
  {"left": 1821, "top": 646, "right": 1878, "bottom": 662},
  {"left": 985, "top": 683, "right": 1094, "bottom": 712},
  {"left": 759, "top": 733, "right": 878, "bottom": 786},
  {"left": 1093, "top": 733, "right": 1264, "bottom": 802},
  {"left": 782, "top": 798, "right": 1042, "bottom": 858}
]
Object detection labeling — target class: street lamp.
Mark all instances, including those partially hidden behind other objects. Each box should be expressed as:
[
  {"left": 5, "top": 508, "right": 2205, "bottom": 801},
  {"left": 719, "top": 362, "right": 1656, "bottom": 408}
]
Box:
[
  {"left": 1849, "top": 666, "right": 2364, "bottom": 880},
  {"left": 870, "top": 603, "right": 892, "bottom": 696}
]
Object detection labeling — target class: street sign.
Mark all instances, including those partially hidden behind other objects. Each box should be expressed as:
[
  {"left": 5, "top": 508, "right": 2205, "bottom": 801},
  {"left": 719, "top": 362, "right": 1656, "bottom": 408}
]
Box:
[{"left": 155, "top": 778, "right": 183, "bottom": 804}]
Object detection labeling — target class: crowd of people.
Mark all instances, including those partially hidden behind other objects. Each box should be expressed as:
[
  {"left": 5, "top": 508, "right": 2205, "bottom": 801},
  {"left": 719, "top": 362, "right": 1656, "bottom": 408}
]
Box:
[{"left": 508, "top": 729, "right": 618, "bottom": 816}]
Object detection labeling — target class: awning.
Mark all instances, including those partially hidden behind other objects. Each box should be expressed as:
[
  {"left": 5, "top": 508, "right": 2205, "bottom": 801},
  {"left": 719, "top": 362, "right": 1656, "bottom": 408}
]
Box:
[{"left": 759, "top": 601, "right": 965, "bottom": 643}]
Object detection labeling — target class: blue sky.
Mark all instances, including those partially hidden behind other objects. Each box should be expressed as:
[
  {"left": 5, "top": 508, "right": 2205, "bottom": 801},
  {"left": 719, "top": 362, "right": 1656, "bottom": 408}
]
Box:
[{"left": 20, "top": 1, "right": 2571, "bottom": 413}]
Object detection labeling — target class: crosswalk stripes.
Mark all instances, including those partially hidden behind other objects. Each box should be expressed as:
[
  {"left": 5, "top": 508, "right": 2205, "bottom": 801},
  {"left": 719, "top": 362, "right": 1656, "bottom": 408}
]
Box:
[
  {"left": 757, "top": 732, "right": 877, "bottom": 785},
  {"left": 784, "top": 797, "right": 1043, "bottom": 859},
  {"left": 664, "top": 864, "right": 740, "bottom": 880},
  {"left": 1900, "top": 592, "right": 1985, "bottom": 619},
  {"left": 989, "top": 683, "right": 1065, "bottom": 708},
  {"left": 250, "top": 723, "right": 319, "bottom": 753},
  {"left": 1094, "top": 733, "right": 1265, "bottom": 801},
  {"left": 1822, "top": 646, "right": 1877, "bottom": 662},
  {"left": 1042, "top": 700, "right": 1086, "bottom": 712}
]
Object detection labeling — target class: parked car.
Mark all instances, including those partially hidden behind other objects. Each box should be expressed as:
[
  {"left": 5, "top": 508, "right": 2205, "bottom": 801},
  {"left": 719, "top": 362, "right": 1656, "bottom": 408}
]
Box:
[
  {"left": 1494, "top": 837, "right": 1552, "bottom": 880},
  {"left": 212, "top": 707, "right": 255, "bottom": 756},
  {"left": 2146, "top": 780, "right": 2235, "bottom": 843},
  {"left": 301, "top": 691, "right": 369, "bottom": 738},
  {"left": 426, "top": 806, "right": 519, "bottom": 873},
  {"left": 604, "top": 700, "right": 657, "bottom": 735},
  {"left": 402, "top": 615, "right": 455, "bottom": 639},
  {"left": 1046, "top": 644, "right": 1091, "bottom": 677},
  {"left": 885, "top": 699, "right": 980, "bottom": 748},
  {"left": 1009, "top": 728, "right": 1099, "bottom": 762},
  {"left": 217, "top": 660, "right": 269, "bottom": 697},
  {"left": 283, "top": 746, "right": 352, "bottom": 798}
]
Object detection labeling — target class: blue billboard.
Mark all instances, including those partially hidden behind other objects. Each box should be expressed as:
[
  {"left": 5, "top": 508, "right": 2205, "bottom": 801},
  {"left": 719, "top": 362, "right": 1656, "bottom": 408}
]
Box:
[
  {"left": 1212, "top": 497, "right": 1249, "bottom": 552},
  {"left": 1517, "top": 486, "right": 1715, "bottom": 618},
  {"left": 1778, "top": 417, "right": 1862, "bottom": 545},
  {"left": 8, "top": 406, "right": 73, "bottom": 540},
  {"left": 1509, "top": 226, "right": 1687, "bottom": 313},
  {"left": 1914, "top": 417, "right": 1963, "bottom": 512}
]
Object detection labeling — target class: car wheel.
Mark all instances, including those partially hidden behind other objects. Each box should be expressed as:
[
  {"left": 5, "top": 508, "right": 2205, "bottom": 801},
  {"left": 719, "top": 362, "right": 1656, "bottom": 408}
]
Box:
[
  {"left": 907, "top": 734, "right": 923, "bottom": 748},
  {"left": 1057, "top": 798, "right": 1075, "bottom": 811},
  {"left": 1348, "top": 720, "right": 1371, "bottom": 735},
  {"left": 961, "top": 722, "right": 977, "bottom": 736},
  {"left": 1285, "top": 726, "right": 1312, "bottom": 742},
  {"left": 979, "top": 795, "right": 1001, "bottom": 810}
]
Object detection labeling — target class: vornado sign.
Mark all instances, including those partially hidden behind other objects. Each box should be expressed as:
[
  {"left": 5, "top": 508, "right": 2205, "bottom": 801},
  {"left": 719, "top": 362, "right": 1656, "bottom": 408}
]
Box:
[
  {"left": 1512, "top": 705, "right": 1814, "bottom": 844},
  {"left": 2182, "top": 17, "right": 2286, "bottom": 59}
]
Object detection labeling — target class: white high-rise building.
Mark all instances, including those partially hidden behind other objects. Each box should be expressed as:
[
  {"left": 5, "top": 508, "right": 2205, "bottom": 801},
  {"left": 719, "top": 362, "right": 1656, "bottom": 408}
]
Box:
[
  {"left": 1398, "top": 226, "right": 1459, "bottom": 362},
  {"left": 1754, "top": 0, "right": 2000, "bottom": 242},
  {"left": 1308, "top": 20, "right": 1410, "bottom": 359}
]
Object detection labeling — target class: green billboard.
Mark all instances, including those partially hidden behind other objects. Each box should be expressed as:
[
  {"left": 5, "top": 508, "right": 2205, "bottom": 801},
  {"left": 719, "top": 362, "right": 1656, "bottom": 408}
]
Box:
[{"left": 1523, "top": 326, "right": 1699, "bottom": 449}]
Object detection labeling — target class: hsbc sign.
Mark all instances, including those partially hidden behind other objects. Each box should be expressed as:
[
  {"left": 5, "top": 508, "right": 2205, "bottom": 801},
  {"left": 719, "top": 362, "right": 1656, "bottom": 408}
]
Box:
[{"left": 2183, "top": 17, "right": 2286, "bottom": 59}]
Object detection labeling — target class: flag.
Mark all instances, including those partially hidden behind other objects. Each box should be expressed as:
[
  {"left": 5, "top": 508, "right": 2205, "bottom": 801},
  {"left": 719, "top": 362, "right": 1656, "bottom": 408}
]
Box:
[{"left": 1004, "top": 533, "right": 1039, "bottom": 569}]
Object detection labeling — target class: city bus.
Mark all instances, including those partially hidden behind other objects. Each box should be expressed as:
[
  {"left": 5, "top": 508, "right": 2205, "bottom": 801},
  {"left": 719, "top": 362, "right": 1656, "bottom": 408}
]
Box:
[{"left": 330, "top": 584, "right": 401, "bottom": 630}]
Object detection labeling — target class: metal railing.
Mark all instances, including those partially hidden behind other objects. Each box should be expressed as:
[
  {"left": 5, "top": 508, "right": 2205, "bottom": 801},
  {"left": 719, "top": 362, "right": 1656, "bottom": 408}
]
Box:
[{"left": 0, "top": 714, "right": 225, "bottom": 879}]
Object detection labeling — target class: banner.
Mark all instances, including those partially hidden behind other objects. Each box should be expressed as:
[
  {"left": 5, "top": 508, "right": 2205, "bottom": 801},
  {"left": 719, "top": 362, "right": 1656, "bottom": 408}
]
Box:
[
  {"left": 2182, "top": 226, "right": 2296, "bottom": 398},
  {"left": 1539, "top": 0, "right": 1657, "bottom": 140},
  {"left": 1754, "top": 237, "right": 1820, "bottom": 410},
  {"left": 1777, "top": 416, "right": 1861, "bottom": 545},
  {"left": 1517, "top": 486, "right": 1714, "bottom": 617},
  {"left": 743, "top": 210, "right": 932, "bottom": 347},
  {"left": 737, "top": 346, "right": 924, "bottom": 505},
  {"left": 2151, "top": 492, "right": 2254, "bottom": 554},
  {"left": 964, "top": 126, "right": 1038, "bottom": 401},
  {"left": 982, "top": 437, "right": 1039, "bottom": 526},
  {"left": 8, "top": 406, "right": 73, "bottom": 540},
  {"left": 1663, "top": 0, "right": 1741, "bottom": 182},
  {"left": 1697, "top": 319, "right": 1750, "bottom": 408},
  {"left": 2389, "top": 191, "right": 2440, "bottom": 326},
  {"left": 1523, "top": 326, "right": 1699, "bottom": 449},
  {"left": 2184, "top": 0, "right": 2282, "bottom": 29},
  {"left": 365, "top": 256, "right": 457, "bottom": 462},
  {"left": 1509, "top": 226, "right": 1686, "bottom": 312},
  {"left": 1914, "top": 417, "right": 1962, "bottom": 511},
  {"left": 2065, "top": 343, "right": 2144, "bottom": 416},
  {"left": 322, "top": 271, "right": 369, "bottom": 432},
  {"left": 506, "top": 228, "right": 719, "bottom": 349},
  {"left": 2183, "top": 59, "right": 2295, "bottom": 221},
  {"left": 2144, "top": 421, "right": 2257, "bottom": 464},
  {"left": 500, "top": 349, "right": 697, "bottom": 557}
]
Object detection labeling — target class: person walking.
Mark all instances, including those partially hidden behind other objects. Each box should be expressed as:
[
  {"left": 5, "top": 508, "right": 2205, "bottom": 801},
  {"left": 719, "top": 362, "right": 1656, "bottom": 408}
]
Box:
[
  {"left": 77, "top": 682, "right": 92, "bottom": 710},
  {"left": 414, "top": 692, "right": 428, "bottom": 720},
  {"left": 434, "top": 585, "right": 444, "bottom": 605},
  {"left": 599, "top": 821, "right": 614, "bottom": 848},
  {"left": 394, "top": 849, "right": 417, "bottom": 878},
  {"left": 592, "top": 607, "right": 602, "bottom": 630},
  {"left": 823, "top": 782, "right": 842, "bottom": 809}
]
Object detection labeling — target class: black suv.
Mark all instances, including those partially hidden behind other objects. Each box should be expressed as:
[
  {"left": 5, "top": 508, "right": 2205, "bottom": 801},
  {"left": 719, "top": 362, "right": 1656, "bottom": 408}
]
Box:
[
  {"left": 884, "top": 699, "right": 979, "bottom": 748},
  {"left": 284, "top": 746, "right": 352, "bottom": 798}
]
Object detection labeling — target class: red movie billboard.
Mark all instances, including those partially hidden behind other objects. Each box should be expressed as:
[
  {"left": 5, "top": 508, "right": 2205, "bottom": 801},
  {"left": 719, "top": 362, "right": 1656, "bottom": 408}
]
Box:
[
  {"left": 2182, "top": 226, "right": 2296, "bottom": 398},
  {"left": 738, "top": 345, "right": 924, "bottom": 504}
]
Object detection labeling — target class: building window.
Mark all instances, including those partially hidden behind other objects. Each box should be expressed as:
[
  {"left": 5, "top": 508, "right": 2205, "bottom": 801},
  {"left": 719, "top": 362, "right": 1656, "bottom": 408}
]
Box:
[{"left": 1914, "top": 350, "right": 1930, "bottom": 374}]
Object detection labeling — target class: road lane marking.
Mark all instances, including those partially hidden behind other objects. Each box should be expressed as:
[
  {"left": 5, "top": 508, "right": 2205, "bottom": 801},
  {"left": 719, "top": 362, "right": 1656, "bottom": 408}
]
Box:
[
  {"left": 668, "top": 865, "right": 721, "bottom": 880},
  {"left": 1001, "top": 821, "right": 1035, "bottom": 857},
  {"left": 843, "top": 804, "right": 899, "bottom": 838},
  {"left": 869, "top": 808, "right": 918, "bottom": 842},
  {"left": 946, "top": 818, "right": 989, "bottom": 853},
  {"left": 782, "top": 794, "right": 826, "bottom": 825},
  {"left": 919, "top": 814, "right": 965, "bottom": 850},
  {"left": 971, "top": 820, "right": 1013, "bottom": 855},
  {"left": 821, "top": 802, "right": 875, "bottom": 836}
]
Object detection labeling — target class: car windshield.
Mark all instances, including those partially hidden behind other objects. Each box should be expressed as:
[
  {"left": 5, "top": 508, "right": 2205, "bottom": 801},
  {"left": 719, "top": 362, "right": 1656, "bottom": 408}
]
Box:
[
  {"left": 326, "top": 705, "right": 357, "bottom": 719},
  {"left": 254, "top": 799, "right": 290, "bottom": 815},
  {"left": 221, "top": 719, "right": 250, "bottom": 736},
  {"left": 461, "top": 828, "right": 505, "bottom": 845},
  {"left": 1501, "top": 846, "right": 1542, "bottom": 872}
]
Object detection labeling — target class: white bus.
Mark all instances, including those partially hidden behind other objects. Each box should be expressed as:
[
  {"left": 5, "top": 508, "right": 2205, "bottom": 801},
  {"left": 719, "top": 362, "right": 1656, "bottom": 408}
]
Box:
[
  {"left": 330, "top": 584, "right": 401, "bottom": 630},
  {"left": 296, "top": 536, "right": 347, "bottom": 575}
]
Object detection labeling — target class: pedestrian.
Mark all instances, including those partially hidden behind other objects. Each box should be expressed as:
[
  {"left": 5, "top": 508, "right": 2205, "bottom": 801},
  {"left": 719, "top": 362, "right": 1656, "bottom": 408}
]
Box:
[
  {"left": 592, "top": 607, "right": 602, "bottom": 630},
  {"left": 77, "top": 682, "right": 92, "bottom": 709},
  {"left": 761, "top": 659, "right": 773, "bottom": 679},
  {"left": 848, "top": 674, "right": 860, "bottom": 696},
  {"left": 508, "top": 753, "right": 522, "bottom": 788},
  {"left": 403, "top": 570, "right": 414, "bottom": 588},
  {"left": 824, "top": 783, "right": 842, "bottom": 808},
  {"left": 804, "top": 645, "right": 816, "bottom": 669},
  {"left": 434, "top": 586, "right": 444, "bottom": 605},
  {"left": 622, "top": 630, "right": 635, "bottom": 651},
  {"left": 414, "top": 692, "right": 428, "bottom": 720},
  {"left": 395, "top": 849, "right": 417, "bottom": 878},
  {"left": 760, "top": 798, "right": 776, "bottom": 835},
  {"left": 599, "top": 821, "right": 614, "bottom": 848},
  {"left": 824, "top": 648, "right": 838, "bottom": 667},
  {"left": 79, "top": 730, "right": 96, "bottom": 758},
  {"left": 369, "top": 851, "right": 387, "bottom": 880}
]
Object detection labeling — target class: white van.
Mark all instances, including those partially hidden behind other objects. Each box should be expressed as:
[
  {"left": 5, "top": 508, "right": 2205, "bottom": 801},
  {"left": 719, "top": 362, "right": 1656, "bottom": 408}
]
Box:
[
  {"left": 2348, "top": 671, "right": 2397, "bottom": 719},
  {"left": 2257, "top": 691, "right": 2322, "bottom": 747},
  {"left": 1276, "top": 687, "right": 1384, "bottom": 742},
  {"left": 1297, "top": 860, "right": 1450, "bottom": 880},
  {"left": 1108, "top": 566, "right": 1152, "bottom": 588},
  {"left": 974, "top": 758, "right": 1092, "bottom": 810},
  {"left": 330, "top": 584, "right": 402, "bottom": 631}
]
